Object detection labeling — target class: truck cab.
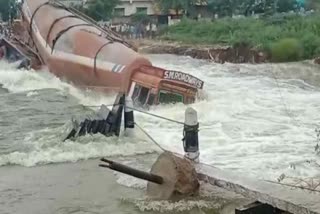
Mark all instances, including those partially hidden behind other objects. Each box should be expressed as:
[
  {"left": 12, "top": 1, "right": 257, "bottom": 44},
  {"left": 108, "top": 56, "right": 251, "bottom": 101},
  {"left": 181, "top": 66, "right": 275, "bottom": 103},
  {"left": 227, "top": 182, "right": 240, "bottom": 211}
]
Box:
[{"left": 128, "top": 65, "right": 204, "bottom": 106}]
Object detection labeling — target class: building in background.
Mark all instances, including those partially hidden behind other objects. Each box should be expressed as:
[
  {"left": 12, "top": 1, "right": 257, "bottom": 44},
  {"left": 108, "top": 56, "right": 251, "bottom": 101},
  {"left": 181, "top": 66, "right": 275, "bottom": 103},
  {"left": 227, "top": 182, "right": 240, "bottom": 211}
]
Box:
[
  {"left": 112, "top": 0, "right": 191, "bottom": 25},
  {"left": 58, "top": 0, "right": 210, "bottom": 26},
  {"left": 113, "top": 0, "right": 157, "bottom": 24},
  {"left": 115, "top": 0, "right": 155, "bottom": 16}
]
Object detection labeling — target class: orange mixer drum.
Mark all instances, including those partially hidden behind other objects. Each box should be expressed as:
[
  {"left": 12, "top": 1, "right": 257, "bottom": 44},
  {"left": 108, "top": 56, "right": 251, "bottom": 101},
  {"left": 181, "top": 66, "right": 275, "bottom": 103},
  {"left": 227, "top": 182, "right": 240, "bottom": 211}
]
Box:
[
  {"left": 22, "top": 0, "right": 151, "bottom": 93},
  {"left": 20, "top": 0, "right": 204, "bottom": 105}
]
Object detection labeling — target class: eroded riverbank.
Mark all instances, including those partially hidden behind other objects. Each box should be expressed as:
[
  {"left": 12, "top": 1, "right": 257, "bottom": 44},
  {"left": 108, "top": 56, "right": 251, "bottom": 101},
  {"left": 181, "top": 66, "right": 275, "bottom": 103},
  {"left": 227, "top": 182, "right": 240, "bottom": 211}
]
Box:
[
  {"left": 131, "top": 39, "right": 320, "bottom": 65},
  {"left": 131, "top": 39, "right": 267, "bottom": 63}
]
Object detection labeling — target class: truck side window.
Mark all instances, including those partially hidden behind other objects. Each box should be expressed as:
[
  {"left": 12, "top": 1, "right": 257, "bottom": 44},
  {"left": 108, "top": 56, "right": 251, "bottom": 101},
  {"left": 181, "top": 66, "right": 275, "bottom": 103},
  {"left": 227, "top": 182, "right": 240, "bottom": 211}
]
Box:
[
  {"left": 132, "top": 85, "right": 141, "bottom": 101},
  {"left": 132, "top": 84, "right": 150, "bottom": 106},
  {"left": 138, "top": 87, "right": 149, "bottom": 105},
  {"left": 159, "top": 90, "right": 183, "bottom": 104}
]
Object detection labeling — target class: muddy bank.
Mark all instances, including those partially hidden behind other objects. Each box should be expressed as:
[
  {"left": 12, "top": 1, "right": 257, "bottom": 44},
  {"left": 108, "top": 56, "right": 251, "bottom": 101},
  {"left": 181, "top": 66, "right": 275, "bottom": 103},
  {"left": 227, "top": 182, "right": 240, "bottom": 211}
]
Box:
[
  {"left": 130, "top": 39, "right": 268, "bottom": 64},
  {"left": 130, "top": 40, "right": 320, "bottom": 65}
]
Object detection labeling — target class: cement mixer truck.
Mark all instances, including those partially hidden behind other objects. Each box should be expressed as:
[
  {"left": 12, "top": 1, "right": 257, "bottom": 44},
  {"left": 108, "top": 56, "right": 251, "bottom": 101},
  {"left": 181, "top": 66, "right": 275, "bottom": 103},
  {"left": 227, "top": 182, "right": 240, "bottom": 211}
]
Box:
[{"left": 3, "top": 0, "right": 204, "bottom": 106}]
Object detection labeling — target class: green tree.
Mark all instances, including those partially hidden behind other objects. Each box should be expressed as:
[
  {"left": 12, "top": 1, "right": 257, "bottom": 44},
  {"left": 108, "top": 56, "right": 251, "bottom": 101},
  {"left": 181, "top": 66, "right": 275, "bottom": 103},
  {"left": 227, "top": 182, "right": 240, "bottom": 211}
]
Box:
[
  {"left": 0, "top": 0, "right": 18, "bottom": 22},
  {"left": 238, "top": 0, "right": 255, "bottom": 16},
  {"left": 277, "top": 0, "right": 296, "bottom": 12},
  {"left": 207, "top": 0, "right": 297, "bottom": 17},
  {"left": 83, "top": 0, "right": 120, "bottom": 21},
  {"left": 281, "top": 0, "right": 294, "bottom": 13},
  {"left": 208, "top": 0, "right": 272, "bottom": 17},
  {"left": 207, "top": 0, "right": 234, "bottom": 17},
  {"left": 271, "top": 38, "right": 303, "bottom": 62}
]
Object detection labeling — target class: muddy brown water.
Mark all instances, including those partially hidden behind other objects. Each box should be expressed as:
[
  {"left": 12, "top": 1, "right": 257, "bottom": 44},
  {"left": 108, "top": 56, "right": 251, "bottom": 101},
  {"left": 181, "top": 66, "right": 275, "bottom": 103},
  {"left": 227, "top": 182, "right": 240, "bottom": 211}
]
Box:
[{"left": 0, "top": 56, "right": 320, "bottom": 213}]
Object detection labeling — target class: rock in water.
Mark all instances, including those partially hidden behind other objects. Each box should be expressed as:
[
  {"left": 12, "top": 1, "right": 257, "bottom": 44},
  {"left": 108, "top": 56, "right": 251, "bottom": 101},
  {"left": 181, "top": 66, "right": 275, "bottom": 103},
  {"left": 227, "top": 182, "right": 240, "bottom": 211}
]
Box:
[
  {"left": 147, "top": 152, "right": 199, "bottom": 200},
  {"left": 314, "top": 57, "right": 320, "bottom": 64}
]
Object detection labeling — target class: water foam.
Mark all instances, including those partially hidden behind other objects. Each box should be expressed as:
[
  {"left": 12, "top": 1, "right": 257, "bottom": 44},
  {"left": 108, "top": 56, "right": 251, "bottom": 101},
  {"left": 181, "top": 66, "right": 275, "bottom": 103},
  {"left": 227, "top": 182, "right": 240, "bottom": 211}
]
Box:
[
  {"left": 143, "top": 55, "right": 320, "bottom": 181},
  {"left": 0, "top": 57, "right": 320, "bottom": 182},
  {"left": 0, "top": 62, "right": 161, "bottom": 166},
  {"left": 121, "top": 198, "right": 221, "bottom": 213},
  {"left": 0, "top": 124, "right": 159, "bottom": 167},
  {"left": 0, "top": 62, "right": 116, "bottom": 107}
]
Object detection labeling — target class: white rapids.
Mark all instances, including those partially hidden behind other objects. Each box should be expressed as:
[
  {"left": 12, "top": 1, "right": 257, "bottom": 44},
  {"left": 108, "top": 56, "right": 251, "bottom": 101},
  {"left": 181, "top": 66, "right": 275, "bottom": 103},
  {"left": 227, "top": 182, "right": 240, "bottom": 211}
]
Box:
[{"left": 0, "top": 55, "right": 319, "bottom": 182}]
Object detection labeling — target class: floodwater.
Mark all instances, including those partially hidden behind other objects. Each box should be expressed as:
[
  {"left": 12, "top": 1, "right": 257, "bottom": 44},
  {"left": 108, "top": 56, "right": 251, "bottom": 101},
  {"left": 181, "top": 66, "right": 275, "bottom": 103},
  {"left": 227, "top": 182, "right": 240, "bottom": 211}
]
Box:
[{"left": 0, "top": 55, "right": 320, "bottom": 214}]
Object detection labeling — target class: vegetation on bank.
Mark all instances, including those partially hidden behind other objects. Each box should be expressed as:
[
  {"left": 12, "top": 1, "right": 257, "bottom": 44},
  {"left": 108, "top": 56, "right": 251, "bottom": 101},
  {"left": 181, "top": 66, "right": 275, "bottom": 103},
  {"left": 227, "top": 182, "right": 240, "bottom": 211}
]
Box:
[{"left": 162, "top": 13, "right": 320, "bottom": 62}]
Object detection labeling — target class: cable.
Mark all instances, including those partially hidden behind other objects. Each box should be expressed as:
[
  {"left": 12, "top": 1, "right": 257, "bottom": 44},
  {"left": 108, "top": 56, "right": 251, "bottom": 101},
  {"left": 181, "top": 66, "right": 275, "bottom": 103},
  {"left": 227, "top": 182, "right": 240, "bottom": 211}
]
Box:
[
  {"left": 127, "top": 106, "right": 185, "bottom": 125},
  {"left": 269, "top": 69, "right": 317, "bottom": 140},
  {"left": 78, "top": 85, "right": 121, "bottom": 90},
  {"left": 80, "top": 103, "right": 196, "bottom": 160},
  {"left": 82, "top": 104, "right": 120, "bottom": 108},
  {"left": 134, "top": 122, "right": 197, "bottom": 169},
  {"left": 78, "top": 103, "right": 184, "bottom": 125},
  {"left": 270, "top": 70, "right": 303, "bottom": 126},
  {"left": 135, "top": 122, "right": 167, "bottom": 152}
]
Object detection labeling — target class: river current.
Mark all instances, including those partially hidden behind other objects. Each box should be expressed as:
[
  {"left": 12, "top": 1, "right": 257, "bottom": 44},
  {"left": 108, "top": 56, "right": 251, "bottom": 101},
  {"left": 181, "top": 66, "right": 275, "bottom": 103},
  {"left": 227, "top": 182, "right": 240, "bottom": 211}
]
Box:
[{"left": 0, "top": 55, "right": 320, "bottom": 213}]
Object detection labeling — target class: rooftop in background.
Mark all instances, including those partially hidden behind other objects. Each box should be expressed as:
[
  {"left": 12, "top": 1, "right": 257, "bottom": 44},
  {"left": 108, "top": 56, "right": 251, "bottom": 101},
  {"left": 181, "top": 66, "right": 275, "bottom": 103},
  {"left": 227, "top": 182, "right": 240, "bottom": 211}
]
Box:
[
  {"left": 114, "top": 0, "right": 189, "bottom": 17},
  {"left": 115, "top": 0, "right": 156, "bottom": 17}
]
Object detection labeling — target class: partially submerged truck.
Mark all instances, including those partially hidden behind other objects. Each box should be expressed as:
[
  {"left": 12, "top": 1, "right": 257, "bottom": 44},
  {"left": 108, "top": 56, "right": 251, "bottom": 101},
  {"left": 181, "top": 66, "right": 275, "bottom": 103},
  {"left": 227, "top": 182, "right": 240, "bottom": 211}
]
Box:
[{"left": 1, "top": 0, "right": 204, "bottom": 106}]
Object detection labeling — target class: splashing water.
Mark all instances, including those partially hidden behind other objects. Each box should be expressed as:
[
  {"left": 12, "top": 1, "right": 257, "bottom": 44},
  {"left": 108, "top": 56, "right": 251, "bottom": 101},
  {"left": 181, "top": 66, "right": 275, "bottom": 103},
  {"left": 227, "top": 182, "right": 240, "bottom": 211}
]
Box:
[{"left": 0, "top": 55, "right": 320, "bottom": 182}]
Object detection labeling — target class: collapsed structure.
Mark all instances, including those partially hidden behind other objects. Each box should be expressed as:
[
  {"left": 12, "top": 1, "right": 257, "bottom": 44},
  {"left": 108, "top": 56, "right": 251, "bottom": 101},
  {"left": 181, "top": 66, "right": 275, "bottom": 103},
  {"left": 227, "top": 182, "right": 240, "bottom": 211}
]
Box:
[
  {"left": 64, "top": 93, "right": 127, "bottom": 141},
  {"left": 0, "top": 0, "right": 204, "bottom": 107},
  {"left": 97, "top": 103, "right": 320, "bottom": 214}
]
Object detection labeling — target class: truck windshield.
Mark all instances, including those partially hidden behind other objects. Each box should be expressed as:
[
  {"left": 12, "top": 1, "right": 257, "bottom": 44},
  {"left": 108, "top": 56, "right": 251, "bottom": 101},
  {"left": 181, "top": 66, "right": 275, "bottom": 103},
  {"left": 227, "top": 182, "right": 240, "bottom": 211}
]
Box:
[{"left": 159, "top": 90, "right": 184, "bottom": 104}]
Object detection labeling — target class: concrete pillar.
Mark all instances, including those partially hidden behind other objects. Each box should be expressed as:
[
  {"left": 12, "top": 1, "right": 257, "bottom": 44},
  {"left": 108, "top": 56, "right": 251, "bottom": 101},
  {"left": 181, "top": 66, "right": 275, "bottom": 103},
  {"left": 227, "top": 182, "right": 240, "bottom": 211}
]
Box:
[
  {"left": 183, "top": 107, "right": 200, "bottom": 162},
  {"left": 147, "top": 152, "right": 199, "bottom": 200}
]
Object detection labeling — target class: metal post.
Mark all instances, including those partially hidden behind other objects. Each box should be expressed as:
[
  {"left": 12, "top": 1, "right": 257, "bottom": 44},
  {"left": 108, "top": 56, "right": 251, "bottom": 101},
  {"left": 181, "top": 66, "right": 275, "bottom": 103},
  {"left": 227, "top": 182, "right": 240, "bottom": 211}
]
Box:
[
  {"left": 183, "top": 107, "right": 199, "bottom": 162},
  {"left": 124, "top": 96, "right": 135, "bottom": 135},
  {"left": 100, "top": 158, "right": 164, "bottom": 185}
]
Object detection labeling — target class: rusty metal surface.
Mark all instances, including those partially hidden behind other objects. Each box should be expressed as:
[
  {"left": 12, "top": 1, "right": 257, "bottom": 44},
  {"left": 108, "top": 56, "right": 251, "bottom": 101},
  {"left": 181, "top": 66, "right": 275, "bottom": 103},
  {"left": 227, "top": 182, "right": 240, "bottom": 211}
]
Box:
[
  {"left": 21, "top": 0, "right": 151, "bottom": 93},
  {"left": 24, "top": 0, "right": 146, "bottom": 65},
  {"left": 18, "top": 0, "right": 203, "bottom": 102}
]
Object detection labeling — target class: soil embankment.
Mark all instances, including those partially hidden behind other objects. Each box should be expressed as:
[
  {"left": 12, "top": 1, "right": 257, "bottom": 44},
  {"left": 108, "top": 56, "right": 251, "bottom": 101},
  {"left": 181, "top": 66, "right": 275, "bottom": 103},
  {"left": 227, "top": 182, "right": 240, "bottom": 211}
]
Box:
[
  {"left": 131, "top": 39, "right": 320, "bottom": 65},
  {"left": 130, "top": 39, "right": 268, "bottom": 64}
]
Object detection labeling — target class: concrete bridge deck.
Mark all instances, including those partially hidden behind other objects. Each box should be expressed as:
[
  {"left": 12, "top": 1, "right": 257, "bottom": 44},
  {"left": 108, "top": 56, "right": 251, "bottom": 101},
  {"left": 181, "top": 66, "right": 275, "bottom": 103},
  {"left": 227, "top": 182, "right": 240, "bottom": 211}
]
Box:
[{"left": 197, "top": 163, "right": 320, "bottom": 214}]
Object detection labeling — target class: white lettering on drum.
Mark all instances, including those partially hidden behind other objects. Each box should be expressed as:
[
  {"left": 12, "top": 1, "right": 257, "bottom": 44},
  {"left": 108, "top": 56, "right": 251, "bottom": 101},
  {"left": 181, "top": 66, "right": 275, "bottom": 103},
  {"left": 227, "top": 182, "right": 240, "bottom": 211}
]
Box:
[{"left": 163, "top": 70, "right": 204, "bottom": 89}]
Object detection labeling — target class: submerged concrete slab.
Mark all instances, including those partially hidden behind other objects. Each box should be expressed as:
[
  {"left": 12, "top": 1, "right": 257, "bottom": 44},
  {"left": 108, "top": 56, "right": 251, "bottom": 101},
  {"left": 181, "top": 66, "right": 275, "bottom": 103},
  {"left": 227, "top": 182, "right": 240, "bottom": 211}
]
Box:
[{"left": 196, "top": 164, "right": 320, "bottom": 214}]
